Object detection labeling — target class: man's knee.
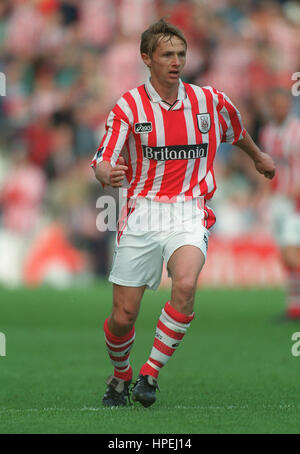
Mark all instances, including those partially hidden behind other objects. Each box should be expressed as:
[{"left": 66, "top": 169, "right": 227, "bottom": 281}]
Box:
[
  {"left": 110, "top": 289, "right": 142, "bottom": 332},
  {"left": 172, "top": 276, "right": 197, "bottom": 306},
  {"left": 111, "top": 306, "right": 138, "bottom": 331}
]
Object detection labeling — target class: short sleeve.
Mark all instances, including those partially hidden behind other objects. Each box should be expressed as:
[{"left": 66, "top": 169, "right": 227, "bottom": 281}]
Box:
[
  {"left": 219, "top": 92, "right": 246, "bottom": 144},
  {"left": 91, "top": 100, "right": 131, "bottom": 170}
]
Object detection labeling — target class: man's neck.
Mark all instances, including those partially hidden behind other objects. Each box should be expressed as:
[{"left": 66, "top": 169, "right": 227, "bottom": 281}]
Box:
[{"left": 150, "top": 77, "right": 179, "bottom": 105}]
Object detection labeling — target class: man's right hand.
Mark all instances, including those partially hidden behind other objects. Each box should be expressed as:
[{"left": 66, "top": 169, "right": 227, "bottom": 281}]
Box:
[
  {"left": 94, "top": 157, "right": 128, "bottom": 188},
  {"left": 109, "top": 156, "right": 128, "bottom": 187}
]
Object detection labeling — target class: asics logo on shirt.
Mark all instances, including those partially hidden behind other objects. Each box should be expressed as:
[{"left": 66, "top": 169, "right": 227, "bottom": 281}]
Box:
[
  {"left": 142, "top": 144, "right": 208, "bottom": 161},
  {"left": 134, "top": 122, "right": 152, "bottom": 133}
]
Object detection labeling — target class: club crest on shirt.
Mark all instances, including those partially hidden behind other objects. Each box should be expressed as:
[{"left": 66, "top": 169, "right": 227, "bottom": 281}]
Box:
[
  {"left": 134, "top": 122, "right": 152, "bottom": 134},
  {"left": 197, "top": 113, "right": 211, "bottom": 134}
]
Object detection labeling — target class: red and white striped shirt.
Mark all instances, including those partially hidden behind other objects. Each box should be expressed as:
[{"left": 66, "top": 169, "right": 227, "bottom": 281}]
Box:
[
  {"left": 91, "top": 78, "right": 245, "bottom": 202},
  {"left": 260, "top": 116, "right": 300, "bottom": 197}
]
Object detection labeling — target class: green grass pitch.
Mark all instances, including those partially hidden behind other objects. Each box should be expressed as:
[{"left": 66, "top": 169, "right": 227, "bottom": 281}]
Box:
[{"left": 0, "top": 283, "right": 300, "bottom": 434}]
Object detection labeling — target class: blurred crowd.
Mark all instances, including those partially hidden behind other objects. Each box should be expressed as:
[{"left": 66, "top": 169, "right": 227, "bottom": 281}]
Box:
[{"left": 0, "top": 0, "right": 299, "bottom": 286}]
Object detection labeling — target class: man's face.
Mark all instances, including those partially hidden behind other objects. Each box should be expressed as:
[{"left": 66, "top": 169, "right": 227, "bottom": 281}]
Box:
[{"left": 142, "top": 35, "right": 186, "bottom": 87}]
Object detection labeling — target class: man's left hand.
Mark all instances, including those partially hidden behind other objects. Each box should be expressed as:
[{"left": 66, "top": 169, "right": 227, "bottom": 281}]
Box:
[{"left": 254, "top": 153, "right": 276, "bottom": 179}]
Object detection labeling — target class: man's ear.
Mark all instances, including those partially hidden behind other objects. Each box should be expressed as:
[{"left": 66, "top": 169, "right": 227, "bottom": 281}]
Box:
[{"left": 141, "top": 53, "right": 151, "bottom": 69}]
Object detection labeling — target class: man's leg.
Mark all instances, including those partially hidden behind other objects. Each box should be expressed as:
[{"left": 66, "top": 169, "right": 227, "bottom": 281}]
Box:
[
  {"left": 102, "top": 284, "right": 146, "bottom": 406},
  {"left": 105, "top": 284, "right": 146, "bottom": 379},
  {"left": 132, "top": 246, "right": 205, "bottom": 406},
  {"left": 281, "top": 246, "right": 300, "bottom": 319},
  {"left": 139, "top": 245, "right": 204, "bottom": 377}
]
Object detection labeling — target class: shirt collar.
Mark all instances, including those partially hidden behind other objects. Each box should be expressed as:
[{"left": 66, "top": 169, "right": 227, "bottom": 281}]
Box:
[{"left": 145, "top": 77, "right": 186, "bottom": 103}]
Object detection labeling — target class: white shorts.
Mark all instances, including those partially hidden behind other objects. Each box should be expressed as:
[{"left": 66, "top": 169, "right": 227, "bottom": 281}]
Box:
[
  {"left": 270, "top": 196, "right": 300, "bottom": 247},
  {"left": 109, "top": 198, "right": 211, "bottom": 290}
]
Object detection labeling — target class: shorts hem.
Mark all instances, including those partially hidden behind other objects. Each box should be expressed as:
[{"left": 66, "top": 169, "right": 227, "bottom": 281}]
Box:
[
  {"left": 108, "top": 275, "right": 159, "bottom": 291},
  {"left": 164, "top": 241, "right": 207, "bottom": 270}
]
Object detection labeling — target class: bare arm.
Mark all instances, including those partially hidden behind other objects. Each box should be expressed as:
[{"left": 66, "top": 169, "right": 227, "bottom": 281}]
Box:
[
  {"left": 94, "top": 157, "right": 128, "bottom": 188},
  {"left": 235, "top": 130, "right": 275, "bottom": 179}
]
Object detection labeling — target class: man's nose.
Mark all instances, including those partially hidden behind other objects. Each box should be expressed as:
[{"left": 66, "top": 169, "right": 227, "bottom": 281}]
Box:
[{"left": 172, "top": 55, "right": 180, "bottom": 66}]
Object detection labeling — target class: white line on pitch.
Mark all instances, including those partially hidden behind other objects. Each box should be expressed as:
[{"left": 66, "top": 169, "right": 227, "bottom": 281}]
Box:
[{"left": 0, "top": 404, "right": 299, "bottom": 414}]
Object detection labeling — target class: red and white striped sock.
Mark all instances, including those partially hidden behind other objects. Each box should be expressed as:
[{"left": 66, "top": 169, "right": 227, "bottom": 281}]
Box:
[
  {"left": 103, "top": 318, "right": 135, "bottom": 381},
  {"left": 140, "top": 301, "right": 195, "bottom": 379},
  {"left": 286, "top": 267, "right": 300, "bottom": 319}
]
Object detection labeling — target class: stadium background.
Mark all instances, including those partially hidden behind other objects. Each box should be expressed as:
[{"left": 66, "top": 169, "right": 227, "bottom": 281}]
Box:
[{"left": 0, "top": 0, "right": 299, "bottom": 289}]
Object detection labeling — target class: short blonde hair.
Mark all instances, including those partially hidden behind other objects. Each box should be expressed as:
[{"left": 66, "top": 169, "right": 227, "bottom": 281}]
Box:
[{"left": 140, "top": 18, "right": 187, "bottom": 57}]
